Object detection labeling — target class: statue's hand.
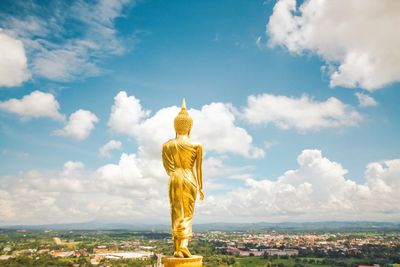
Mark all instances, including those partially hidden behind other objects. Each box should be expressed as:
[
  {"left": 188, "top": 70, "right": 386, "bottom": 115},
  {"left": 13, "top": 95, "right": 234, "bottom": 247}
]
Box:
[{"left": 199, "top": 189, "right": 204, "bottom": 201}]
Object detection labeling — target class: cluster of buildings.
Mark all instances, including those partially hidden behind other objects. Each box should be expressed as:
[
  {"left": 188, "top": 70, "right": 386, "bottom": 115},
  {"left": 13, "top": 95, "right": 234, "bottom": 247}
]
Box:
[
  {"left": 90, "top": 248, "right": 154, "bottom": 265},
  {"left": 196, "top": 230, "right": 400, "bottom": 258},
  {"left": 223, "top": 247, "right": 299, "bottom": 257},
  {"left": 0, "top": 234, "right": 156, "bottom": 265}
]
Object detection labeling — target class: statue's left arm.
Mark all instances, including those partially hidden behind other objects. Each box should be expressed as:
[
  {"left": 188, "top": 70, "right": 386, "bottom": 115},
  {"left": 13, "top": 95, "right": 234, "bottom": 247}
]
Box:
[{"left": 196, "top": 144, "right": 204, "bottom": 200}]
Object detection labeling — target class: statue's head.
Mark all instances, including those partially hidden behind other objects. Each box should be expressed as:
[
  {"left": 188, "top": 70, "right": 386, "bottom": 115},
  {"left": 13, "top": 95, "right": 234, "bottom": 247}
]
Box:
[{"left": 174, "top": 98, "right": 193, "bottom": 136}]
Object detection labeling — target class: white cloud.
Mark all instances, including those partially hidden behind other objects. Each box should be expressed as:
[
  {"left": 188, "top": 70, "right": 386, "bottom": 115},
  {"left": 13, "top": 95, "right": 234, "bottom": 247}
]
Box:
[
  {"left": 198, "top": 150, "right": 400, "bottom": 222},
  {"left": 53, "top": 109, "right": 98, "bottom": 140},
  {"left": 0, "top": 153, "right": 169, "bottom": 224},
  {"left": 0, "top": 91, "right": 102, "bottom": 140},
  {"left": 62, "top": 161, "right": 85, "bottom": 174},
  {"left": 191, "top": 103, "right": 265, "bottom": 158},
  {"left": 355, "top": 92, "right": 378, "bottom": 108},
  {"left": 108, "top": 91, "right": 150, "bottom": 136},
  {"left": 243, "top": 93, "right": 362, "bottom": 131},
  {"left": 0, "top": 30, "right": 30, "bottom": 87},
  {"left": 365, "top": 160, "right": 400, "bottom": 195},
  {"left": 99, "top": 140, "right": 122, "bottom": 157},
  {"left": 2, "top": 150, "right": 400, "bottom": 224},
  {"left": 267, "top": 0, "right": 400, "bottom": 91},
  {"left": 0, "top": 90, "right": 65, "bottom": 121},
  {"left": 32, "top": 44, "right": 102, "bottom": 81},
  {"left": 1, "top": 0, "right": 134, "bottom": 82},
  {"left": 108, "top": 91, "right": 264, "bottom": 159}
]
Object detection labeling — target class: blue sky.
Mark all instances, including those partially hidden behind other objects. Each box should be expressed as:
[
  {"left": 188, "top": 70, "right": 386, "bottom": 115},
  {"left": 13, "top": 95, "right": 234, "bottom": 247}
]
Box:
[{"left": 0, "top": 0, "right": 399, "bottom": 224}]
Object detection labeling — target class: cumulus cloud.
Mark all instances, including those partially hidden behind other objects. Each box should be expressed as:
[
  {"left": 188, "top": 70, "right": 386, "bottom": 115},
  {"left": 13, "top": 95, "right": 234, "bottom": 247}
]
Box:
[
  {"left": 0, "top": 153, "right": 169, "bottom": 224},
  {"left": 99, "top": 140, "right": 122, "bottom": 158},
  {"left": 191, "top": 103, "right": 265, "bottom": 158},
  {"left": 108, "top": 91, "right": 150, "bottom": 136},
  {"left": 0, "top": 90, "right": 65, "bottom": 121},
  {"left": 198, "top": 150, "right": 400, "bottom": 222},
  {"left": 108, "top": 91, "right": 264, "bottom": 159},
  {"left": 242, "top": 93, "right": 362, "bottom": 131},
  {"left": 53, "top": 109, "right": 98, "bottom": 140},
  {"left": 0, "top": 0, "right": 134, "bottom": 82},
  {"left": 0, "top": 91, "right": 101, "bottom": 140},
  {"left": 355, "top": 92, "right": 378, "bottom": 108},
  {"left": 0, "top": 30, "right": 30, "bottom": 87},
  {"left": 267, "top": 0, "right": 400, "bottom": 91},
  {"left": 1, "top": 150, "right": 400, "bottom": 224}
]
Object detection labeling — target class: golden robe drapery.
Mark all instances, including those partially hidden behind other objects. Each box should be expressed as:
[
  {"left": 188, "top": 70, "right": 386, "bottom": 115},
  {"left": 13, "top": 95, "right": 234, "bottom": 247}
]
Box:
[{"left": 162, "top": 139, "right": 202, "bottom": 239}]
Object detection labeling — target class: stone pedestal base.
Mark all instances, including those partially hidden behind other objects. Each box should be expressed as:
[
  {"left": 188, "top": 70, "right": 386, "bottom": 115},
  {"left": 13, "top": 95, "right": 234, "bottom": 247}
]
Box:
[{"left": 163, "top": 255, "right": 203, "bottom": 267}]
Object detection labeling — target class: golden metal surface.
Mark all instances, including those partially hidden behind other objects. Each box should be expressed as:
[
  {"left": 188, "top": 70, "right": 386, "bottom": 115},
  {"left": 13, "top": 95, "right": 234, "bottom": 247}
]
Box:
[
  {"left": 163, "top": 255, "right": 203, "bottom": 267},
  {"left": 162, "top": 99, "right": 204, "bottom": 258}
]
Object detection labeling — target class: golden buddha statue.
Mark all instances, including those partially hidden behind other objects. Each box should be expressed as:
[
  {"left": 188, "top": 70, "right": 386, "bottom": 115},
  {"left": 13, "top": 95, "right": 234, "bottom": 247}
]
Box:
[{"left": 162, "top": 98, "right": 204, "bottom": 259}]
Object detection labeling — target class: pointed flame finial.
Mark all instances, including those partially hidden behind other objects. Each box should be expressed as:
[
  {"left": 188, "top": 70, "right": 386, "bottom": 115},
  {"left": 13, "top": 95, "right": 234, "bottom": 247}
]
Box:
[{"left": 181, "top": 98, "right": 186, "bottom": 110}]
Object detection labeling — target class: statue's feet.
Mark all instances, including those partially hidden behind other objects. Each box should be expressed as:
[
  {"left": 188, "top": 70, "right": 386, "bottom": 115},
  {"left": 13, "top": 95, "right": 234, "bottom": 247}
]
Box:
[
  {"left": 180, "top": 247, "right": 192, "bottom": 258},
  {"left": 173, "top": 251, "right": 184, "bottom": 258}
]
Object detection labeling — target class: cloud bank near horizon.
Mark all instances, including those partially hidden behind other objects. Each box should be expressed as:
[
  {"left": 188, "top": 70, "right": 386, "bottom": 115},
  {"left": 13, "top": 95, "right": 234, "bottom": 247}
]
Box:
[{"left": 1, "top": 148, "right": 399, "bottom": 225}]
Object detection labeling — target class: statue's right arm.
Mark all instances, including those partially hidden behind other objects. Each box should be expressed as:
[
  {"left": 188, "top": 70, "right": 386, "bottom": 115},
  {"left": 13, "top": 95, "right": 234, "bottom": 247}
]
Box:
[{"left": 162, "top": 143, "right": 174, "bottom": 176}]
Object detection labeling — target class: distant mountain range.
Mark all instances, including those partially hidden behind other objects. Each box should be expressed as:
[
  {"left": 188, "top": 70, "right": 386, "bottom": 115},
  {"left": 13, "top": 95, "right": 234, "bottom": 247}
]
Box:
[{"left": 1, "top": 221, "right": 400, "bottom": 232}]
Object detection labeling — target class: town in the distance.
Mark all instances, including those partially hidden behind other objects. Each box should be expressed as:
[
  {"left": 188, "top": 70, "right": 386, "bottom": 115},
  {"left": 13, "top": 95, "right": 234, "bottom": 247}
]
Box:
[{"left": 0, "top": 222, "right": 399, "bottom": 267}]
